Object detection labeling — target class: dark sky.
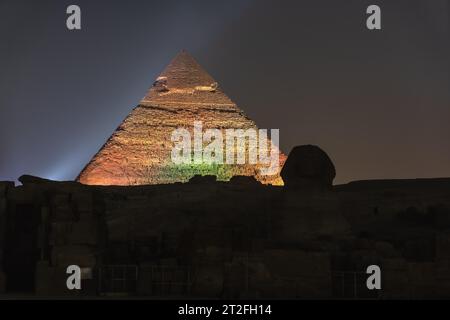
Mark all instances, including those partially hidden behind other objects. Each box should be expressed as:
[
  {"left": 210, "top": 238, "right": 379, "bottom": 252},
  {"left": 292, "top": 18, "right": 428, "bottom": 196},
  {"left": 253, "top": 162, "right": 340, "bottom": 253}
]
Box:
[{"left": 0, "top": 0, "right": 449, "bottom": 184}]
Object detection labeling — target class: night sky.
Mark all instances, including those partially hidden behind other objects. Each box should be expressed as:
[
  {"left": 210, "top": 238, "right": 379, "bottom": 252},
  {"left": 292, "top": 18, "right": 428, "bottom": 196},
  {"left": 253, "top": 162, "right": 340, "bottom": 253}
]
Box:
[{"left": 0, "top": 0, "right": 449, "bottom": 184}]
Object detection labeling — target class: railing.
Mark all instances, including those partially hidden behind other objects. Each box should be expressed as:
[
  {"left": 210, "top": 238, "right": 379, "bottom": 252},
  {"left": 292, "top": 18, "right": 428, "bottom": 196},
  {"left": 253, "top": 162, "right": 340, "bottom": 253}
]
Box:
[
  {"left": 98, "top": 265, "right": 138, "bottom": 295},
  {"left": 138, "top": 265, "right": 193, "bottom": 296},
  {"left": 332, "top": 271, "right": 379, "bottom": 299},
  {"left": 98, "top": 264, "right": 193, "bottom": 296}
]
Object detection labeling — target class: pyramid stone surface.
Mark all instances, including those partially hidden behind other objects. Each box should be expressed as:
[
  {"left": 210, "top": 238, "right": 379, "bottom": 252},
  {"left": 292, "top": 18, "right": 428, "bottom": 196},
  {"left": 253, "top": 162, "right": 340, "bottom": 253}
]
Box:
[{"left": 77, "top": 51, "right": 286, "bottom": 186}]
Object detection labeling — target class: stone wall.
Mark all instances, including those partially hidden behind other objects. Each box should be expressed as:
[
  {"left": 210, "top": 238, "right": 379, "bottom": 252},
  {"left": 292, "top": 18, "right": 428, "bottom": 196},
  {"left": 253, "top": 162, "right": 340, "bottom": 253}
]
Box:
[
  {"left": 0, "top": 182, "right": 14, "bottom": 293},
  {"left": 0, "top": 174, "right": 449, "bottom": 298}
]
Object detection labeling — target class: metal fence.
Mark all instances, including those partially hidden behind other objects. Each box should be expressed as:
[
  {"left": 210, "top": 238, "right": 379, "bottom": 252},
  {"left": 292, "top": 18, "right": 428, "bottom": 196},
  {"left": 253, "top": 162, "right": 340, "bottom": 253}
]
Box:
[
  {"left": 98, "top": 264, "right": 193, "bottom": 296},
  {"left": 332, "top": 271, "right": 379, "bottom": 299}
]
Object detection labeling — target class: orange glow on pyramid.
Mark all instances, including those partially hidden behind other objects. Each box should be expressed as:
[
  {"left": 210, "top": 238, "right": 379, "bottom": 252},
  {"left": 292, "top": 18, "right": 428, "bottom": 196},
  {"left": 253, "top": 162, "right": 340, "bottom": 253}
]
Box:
[{"left": 76, "top": 51, "right": 286, "bottom": 186}]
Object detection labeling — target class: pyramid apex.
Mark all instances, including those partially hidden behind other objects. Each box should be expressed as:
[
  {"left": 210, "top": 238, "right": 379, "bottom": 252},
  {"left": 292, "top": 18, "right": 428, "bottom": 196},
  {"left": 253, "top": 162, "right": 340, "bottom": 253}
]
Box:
[
  {"left": 140, "top": 51, "right": 232, "bottom": 105},
  {"left": 170, "top": 49, "right": 197, "bottom": 63},
  {"left": 161, "top": 50, "right": 213, "bottom": 85}
]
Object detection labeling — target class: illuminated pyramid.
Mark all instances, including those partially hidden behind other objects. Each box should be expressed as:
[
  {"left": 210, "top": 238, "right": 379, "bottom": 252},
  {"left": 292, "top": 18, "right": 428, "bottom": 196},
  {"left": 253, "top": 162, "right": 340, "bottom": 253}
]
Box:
[{"left": 77, "top": 51, "right": 286, "bottom": 186}]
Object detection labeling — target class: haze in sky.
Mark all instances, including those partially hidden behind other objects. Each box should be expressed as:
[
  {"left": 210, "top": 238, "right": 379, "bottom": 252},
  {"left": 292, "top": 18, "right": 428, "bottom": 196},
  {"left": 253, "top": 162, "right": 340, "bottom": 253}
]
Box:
[{"left": 0, "top": 0, "right": 449, "bottom": 184}]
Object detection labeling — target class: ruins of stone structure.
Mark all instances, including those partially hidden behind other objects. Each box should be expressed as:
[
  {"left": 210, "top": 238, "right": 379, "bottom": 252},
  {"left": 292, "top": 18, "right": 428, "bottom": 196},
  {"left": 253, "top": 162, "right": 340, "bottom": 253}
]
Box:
[
  {"left": 1, "top": 52, "right": 450, "bottom": 299},
  {"left": 77, "top": 51, "right": 286, "bottom": 186},
  {"left": 1, "top": 146, "right": 450, "bottom": 299}
]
